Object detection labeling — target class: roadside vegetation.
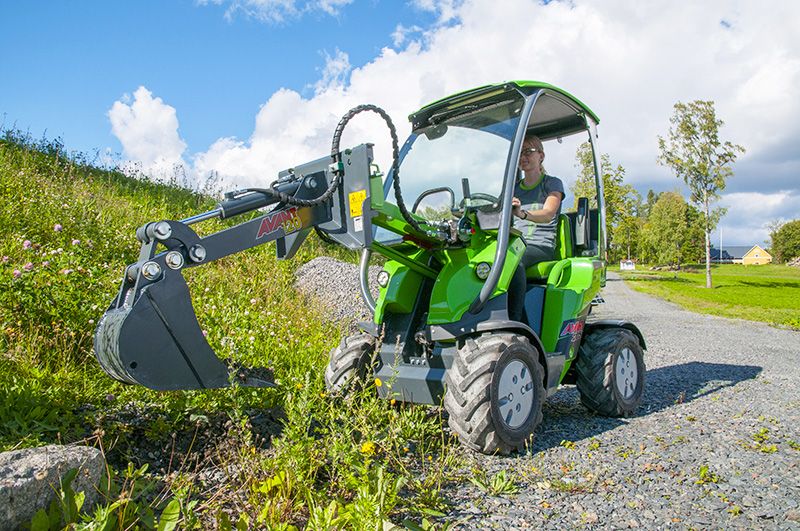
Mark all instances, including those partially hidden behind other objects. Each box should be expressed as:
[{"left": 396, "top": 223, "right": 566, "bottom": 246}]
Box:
[
  {"left": 614, "top": 264, "right": 800, "bottom": 329},
  {"left": 0, "top": 131, "right": 460, "bottom": 529}
]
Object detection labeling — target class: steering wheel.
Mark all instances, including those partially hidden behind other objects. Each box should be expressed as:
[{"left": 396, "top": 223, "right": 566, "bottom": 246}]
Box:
[{"left": 460, "top": 193, "right": 501, "bottom": 212}]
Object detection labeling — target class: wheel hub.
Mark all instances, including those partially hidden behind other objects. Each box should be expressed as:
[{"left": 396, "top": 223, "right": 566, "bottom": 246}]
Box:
[
  {"left": 615, "top": 347, "right": 638, "bottom": 399},
  {"left": 497, "top": 359, "right": 534, "bottom": 428}
]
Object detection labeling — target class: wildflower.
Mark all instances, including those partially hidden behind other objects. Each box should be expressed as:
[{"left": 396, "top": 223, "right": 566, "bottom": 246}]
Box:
[
  {"left": 71, "top": 239, "right": 80, "bottom": 246},
  {"left": 1, "top": 256, "right": 8, "bottom": 263},
  {"left": 23, "top": 262, "right": 33, "bottom": 271},
  {"left": 360, "top": 441, "right": 377, "bottom": 455},
  {"left": 250, "top": 298, "right": 257, "bottom": 304},
  {"left": 54, "top": 224, "right": 63, "bottom": 232},
  {"left": 61, "top": 269, "right": 74, "bottom": 275},
  {"left": 295, "top": 382, "right": 303, "bottom": 390},
  {"left": 249, "top": 336, "right": 255, "bottom": 342},
  {"left": 374, "top": 377, "right": 383, "bottom": 388},
  {"left": 23, "top": 240, "right": 32, "bottom": 249},
  {"left": 12, "top": 269, "right": 21, "bottom": 279},
  {"left": 202, "top": 330, "right": 208, "bottom": 337},
  {"left": 390, "top": 399, "right": 397, "bottom": 406},
  {"left": 42, "top": 261, "right": 50, "bottom": 267}
]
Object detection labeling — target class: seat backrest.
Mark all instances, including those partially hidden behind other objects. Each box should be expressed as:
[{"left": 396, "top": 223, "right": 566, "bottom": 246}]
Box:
[{"left": 554, "top": 213, "right": 573, "bottom": 259}]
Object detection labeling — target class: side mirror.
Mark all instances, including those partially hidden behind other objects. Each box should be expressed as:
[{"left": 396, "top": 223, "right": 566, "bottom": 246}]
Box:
[{"left": 575, "top": 197, "right": 590, "bottom": 249}]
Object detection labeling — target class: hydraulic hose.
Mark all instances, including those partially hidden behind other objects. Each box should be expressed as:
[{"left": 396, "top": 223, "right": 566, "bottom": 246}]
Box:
[{"left": 242, "top": 104, "right": 430, "bottom": 236}]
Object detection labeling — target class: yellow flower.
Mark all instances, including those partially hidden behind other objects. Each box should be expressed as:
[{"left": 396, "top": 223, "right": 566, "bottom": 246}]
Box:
[
  {"left": 295, "top": 382, "right": 303, "bottom": 390},
  {"left": 374, "top": 378, "right": 382, "bottom": 388},
  {"left": 390, "top": 399, "right": 396, "bottom": 406},
  {"left": 360, "top": 441, "right": 377, "bottom": 455}
]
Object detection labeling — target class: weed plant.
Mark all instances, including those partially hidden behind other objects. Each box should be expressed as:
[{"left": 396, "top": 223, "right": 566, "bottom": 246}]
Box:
[{"left": 0, "top": 132, "right": 459, "bottom": 528}]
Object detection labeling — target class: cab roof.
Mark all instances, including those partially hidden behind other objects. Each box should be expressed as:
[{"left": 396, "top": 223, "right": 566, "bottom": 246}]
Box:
[{"left": 409, "top": 81, "right": 599, "bottom": 141}]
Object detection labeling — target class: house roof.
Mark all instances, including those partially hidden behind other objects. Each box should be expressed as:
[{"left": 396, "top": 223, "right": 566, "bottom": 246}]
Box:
[{"left": 710, "top": 245, "right": 757, "bottom": 259}]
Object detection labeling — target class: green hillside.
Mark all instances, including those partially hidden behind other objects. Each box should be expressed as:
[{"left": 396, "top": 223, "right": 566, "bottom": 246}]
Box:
[{"left": 0, "top": 132, "right": 455, "bottom": 529}]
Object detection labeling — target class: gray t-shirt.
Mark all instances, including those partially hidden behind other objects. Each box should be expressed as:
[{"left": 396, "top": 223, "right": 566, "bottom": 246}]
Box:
[{"left": 512, "top": 174, "right": 565, "bottom": 251}]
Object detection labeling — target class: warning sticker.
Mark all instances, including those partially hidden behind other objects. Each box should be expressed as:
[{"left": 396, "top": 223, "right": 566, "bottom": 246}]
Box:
[
  {"left": 348, "top": 189, "right": 367, "bottom": 217},
  {"left": 353, "top": 216, "right": 363, "bottom": 232}
]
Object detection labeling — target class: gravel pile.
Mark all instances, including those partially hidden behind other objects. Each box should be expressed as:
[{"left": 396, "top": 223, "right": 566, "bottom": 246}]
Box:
[
  {"left": 294, "top": 256, "right": 381, "bottom": 330},
  {"left": 294, "top": 259, "right": 800, "bottom": 529}
]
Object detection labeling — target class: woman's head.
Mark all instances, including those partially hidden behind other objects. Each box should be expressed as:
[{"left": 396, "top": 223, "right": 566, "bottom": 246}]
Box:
[{"left": 519, "top": 134, "right": 545, "bottom": 177}]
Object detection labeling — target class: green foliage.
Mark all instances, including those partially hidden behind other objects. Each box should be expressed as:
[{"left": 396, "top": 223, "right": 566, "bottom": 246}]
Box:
[
  {"left": 639, "top": 192, "right": 688, "bottom": 267},
  {"left": 617, "top": 264, "right": 800, "bottom": 329},
  {"left": 468, "top": 469, "right": 519, "bottom": 495},
  {"left": 769, "top": 219, "right": 800, "bottom": 262},
  {"left": 572, "top": 142, "right": 640, "bottom": 261},
  {"left": 1, "top": 132, "right": 458, "bottom": 527},
  {"left": 657, "top": 100, "right": 744, "bottom": 287}
]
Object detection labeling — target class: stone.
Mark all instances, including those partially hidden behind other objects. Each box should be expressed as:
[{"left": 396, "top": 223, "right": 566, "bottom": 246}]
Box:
[
  {"left": 786, "top": 509, "right": 800, "bottom": 522},
  {"left": 0, "top": 445, "right": 105, "bottom": 530}
]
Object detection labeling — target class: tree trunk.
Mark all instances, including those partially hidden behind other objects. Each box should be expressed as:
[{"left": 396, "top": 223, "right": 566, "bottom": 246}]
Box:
[{"left": 704, "top": 190, "right": 712, "bottom": 288}]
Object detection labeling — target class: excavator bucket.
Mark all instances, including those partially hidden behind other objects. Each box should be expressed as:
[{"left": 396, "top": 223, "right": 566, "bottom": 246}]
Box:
[{"left": 94, "top": 267, "right": 269, "bottom": 390}]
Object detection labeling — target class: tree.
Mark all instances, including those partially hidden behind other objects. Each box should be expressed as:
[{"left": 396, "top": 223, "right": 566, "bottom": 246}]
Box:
[
  {"left": 572, "top": 142, "right": 640, "bottom": 261},
  {"left": 770, "top": 219, "right": 800, "bottom": 262},
  {"left": 658, "top": 100, "right": 744, "bottom": 288},
  {"left": 640, "top": 192, "right": 688, "bottom": 268}
]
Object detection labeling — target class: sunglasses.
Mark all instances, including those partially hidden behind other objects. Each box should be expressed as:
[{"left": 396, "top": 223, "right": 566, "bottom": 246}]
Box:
[{"left": 520, "top": 148, "right": 542, "bottom": 156}]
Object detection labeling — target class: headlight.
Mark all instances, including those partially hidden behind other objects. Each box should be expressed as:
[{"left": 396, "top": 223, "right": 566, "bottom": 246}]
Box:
[
  {"left": 475, "top": 262, "right": 491, "bottom": 280},
  {"left": 377, "top": 270, "right": 390, "bottom": 287}
]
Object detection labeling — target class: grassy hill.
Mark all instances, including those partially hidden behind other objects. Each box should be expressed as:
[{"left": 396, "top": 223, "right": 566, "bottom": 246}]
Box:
[{"left": 0, "top": 132, "right": 455, "bottom": 529}]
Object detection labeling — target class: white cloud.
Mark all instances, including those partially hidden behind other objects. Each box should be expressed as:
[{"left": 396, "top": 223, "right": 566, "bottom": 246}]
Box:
[
  {"left": 107, "top": 86, "right": 189, "bottom": 180},
  {"left": 716, "top": 190, "right": 799, "bottom": 246},
  {"left": 112, "top": 0, "right": 800, "bottom": 244},
  {"left": 199, "top": 0, "right": 353, "bottom": 23}
]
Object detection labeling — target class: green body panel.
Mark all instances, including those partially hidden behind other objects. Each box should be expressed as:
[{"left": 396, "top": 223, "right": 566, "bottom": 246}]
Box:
[
  {"left": 373, "top": 259, "right": 425, "bottom": 324},
  {"left": 537, "top": 258, "right": 604, "bottom": 381},
  {"left": 525, "top": 214, "right": 573, "bottom": 279},
  {"left": 427, "top": 235, "right": 525, "bottom": 325}
]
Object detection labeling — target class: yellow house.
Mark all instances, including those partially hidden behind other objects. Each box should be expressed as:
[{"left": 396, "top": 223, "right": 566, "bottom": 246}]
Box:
[{"left": 741, "top": 245, "right": 773, "bottom": 265}]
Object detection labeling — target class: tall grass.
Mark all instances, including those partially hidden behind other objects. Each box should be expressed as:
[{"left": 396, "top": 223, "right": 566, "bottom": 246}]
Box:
[{"left": 0, "top": 132, "right": 459, "bottom": 528}]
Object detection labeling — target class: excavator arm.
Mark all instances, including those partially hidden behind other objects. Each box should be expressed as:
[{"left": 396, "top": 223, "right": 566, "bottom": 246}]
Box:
[{"left": 94, "top": 145, "right": 380, "bottom": 390}]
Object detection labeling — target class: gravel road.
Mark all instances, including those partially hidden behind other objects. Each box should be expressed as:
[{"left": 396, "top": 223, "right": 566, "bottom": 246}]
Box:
[
  {"left": 297, "top": 260, "right": 800, "bottom": 529},
  {"left": 445, "top": 273, "right": 800, "bottom": 530}
]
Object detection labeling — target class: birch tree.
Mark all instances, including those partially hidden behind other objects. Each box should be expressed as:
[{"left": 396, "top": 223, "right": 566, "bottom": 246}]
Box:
[{"left": 658, "top": 101, "right": 744, "bottom": 288}]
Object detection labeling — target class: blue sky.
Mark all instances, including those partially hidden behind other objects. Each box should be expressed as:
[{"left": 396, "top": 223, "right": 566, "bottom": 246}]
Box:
[
  {"left": 2, "top": 1, "right": 798, "bottom": 246},
  {"left": 1, "top": 0, "right": 434, "bottom": 155}
]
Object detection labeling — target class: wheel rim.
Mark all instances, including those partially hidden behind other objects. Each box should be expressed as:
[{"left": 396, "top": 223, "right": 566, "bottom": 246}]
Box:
[
  {"left": 497, "top": 359, "right": 534, "bottom": 429},
  {"left": 615, "top": 347, "right": 638, "bottom": 400}
]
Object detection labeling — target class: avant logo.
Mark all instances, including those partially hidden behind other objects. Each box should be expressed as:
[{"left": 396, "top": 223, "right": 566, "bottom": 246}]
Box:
[
  {"left": 559, "top": 320, "right": 585, "bottom": 338},
  {"left": 256, "top": 207, "right": 302, "bottom": 239}
]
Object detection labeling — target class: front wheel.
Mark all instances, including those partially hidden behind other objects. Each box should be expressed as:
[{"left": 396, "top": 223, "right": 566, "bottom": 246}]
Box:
[
  {"left": 444, "top": 333, "right": 545, "bottom": 455},
  {"left": 575, "top": 328, "right": 645, "bottom": 417},
  {"left": 324, "top": 333, "right": 377, "bottom": 394}
]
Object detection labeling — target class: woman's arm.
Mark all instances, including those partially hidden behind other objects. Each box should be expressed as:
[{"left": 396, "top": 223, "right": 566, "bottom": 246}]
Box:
[{"left": 513, "top": 192, "right": 562, "bottom": 223}]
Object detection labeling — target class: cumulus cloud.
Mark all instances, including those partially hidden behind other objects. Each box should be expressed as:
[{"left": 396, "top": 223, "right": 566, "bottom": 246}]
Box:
[
  {"left": 111, "top": 0, "right": 799, "bottom": 243},
  {"left": 108, "top": 86, "right": 189, "bottom": 180},
  {"left": 198, "top": 0, "right": 353, "bottom": 23}
]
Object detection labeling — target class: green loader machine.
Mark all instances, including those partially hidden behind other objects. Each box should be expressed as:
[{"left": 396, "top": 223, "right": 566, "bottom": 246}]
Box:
[{"left": 94, "top": 81, "right": 646, "bottom": 455}]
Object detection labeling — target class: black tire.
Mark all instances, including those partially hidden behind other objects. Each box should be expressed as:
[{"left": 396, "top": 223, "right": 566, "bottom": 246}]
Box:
[
  {"left": 324, "top": 333, "right": 377, "bottom": 393},
  {"left": 444, "top": 333, "right": 545, "bottom": 455},
  {"left": 575, "top": 328, "right": 645, "bottom": 417}
]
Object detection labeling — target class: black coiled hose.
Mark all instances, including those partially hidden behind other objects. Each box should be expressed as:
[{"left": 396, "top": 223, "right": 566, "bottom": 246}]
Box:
[{"left": 245, "top": 103, "right": 430, "bottom": 237}]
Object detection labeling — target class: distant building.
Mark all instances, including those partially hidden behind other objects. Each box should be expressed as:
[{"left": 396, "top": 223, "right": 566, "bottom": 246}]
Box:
[{"left": 709, "top": 245, "right": 772, "bottom": 265}]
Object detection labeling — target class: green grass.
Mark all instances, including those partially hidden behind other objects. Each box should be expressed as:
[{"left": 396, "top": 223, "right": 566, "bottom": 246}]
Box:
[
  {"left": 0, "top": 131, "right": 459, "bottom": 529},
  {"left": 615, "top": 263, "right": 800, "bottom": 329}
]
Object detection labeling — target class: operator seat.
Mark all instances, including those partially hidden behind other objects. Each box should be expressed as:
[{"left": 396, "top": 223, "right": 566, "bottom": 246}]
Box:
[{"left": 524, "top": 214, "right": 573, "bottom": 280}]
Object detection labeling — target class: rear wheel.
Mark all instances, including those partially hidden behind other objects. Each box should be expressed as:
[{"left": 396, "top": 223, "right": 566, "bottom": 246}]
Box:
[
  {"left": 324, "top": 333, "right": 376, "bottom": 393},
  {"left": 444, "top": 333, "right": 545, "bottom": 455},
  {"left": 575, "top": 328, "right": 645, "bottom": 417}
]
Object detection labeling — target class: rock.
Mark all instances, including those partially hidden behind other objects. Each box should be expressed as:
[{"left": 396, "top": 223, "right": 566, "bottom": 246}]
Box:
[
  {"left": 0, "top": 445, "right": 105, "bottom": 530},
  {"left": 786, "top": 509, "right": 800, "bottom": 522}
]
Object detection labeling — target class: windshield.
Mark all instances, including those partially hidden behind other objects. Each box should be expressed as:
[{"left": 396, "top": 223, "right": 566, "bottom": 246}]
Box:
[{"left": 388, "top": 93, "right": 525, "bottom": 220}]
